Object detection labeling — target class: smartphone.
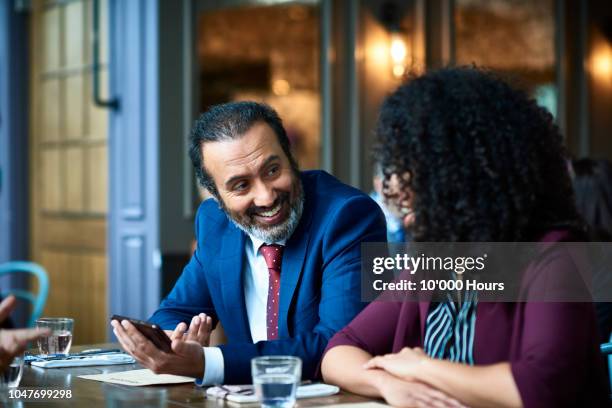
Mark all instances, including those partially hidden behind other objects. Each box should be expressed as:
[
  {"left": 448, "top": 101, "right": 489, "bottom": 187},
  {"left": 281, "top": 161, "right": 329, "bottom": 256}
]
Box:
[{"left": 110, "top": 315, "right": 172, "bottom": 353}]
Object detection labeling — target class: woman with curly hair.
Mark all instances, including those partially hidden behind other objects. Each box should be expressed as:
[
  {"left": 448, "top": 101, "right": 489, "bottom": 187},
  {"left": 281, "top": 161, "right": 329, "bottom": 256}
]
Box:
[{"left": 321, "top": 68, "right": 610, "bottom": 407}]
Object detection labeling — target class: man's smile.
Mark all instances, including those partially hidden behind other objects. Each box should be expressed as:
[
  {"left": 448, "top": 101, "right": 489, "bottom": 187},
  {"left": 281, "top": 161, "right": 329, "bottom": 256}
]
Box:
[{"left": 252, "top": 200, "right": 287, "bottom": 226}]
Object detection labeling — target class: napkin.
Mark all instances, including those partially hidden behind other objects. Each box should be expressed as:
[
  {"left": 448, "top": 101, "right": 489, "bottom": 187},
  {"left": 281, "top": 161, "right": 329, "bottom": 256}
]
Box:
[{"left": 206, "top": 383, "right": 340, "bottom": 403}]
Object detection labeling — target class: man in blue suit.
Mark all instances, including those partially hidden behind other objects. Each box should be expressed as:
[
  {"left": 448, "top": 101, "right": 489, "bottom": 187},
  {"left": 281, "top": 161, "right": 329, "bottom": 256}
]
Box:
[{"left": 112, "top": 101, "right": 386, "bottom": 384}]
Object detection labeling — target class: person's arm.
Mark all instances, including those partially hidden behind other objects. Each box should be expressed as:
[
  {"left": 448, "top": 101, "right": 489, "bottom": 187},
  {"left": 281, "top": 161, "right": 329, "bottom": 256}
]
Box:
[
  {"left": 218, "top": 195, "right": 387, "bottom": 384},
  {"left": 365, "top": 348, "right": 521, "bottom": 407},
  {"left": 418, "top": 360, "right": 520, "bottom": 407},
  {"left": 148, "top": 203, "right": 218, "bottom": 329},
  {"left": 0, "top": 296, "right": 50, "bottom": 370},
  {"left": 321, "top": 345, "right": 385, "bottom": 397},
  {"left": 319, "top": 290, "right": 405, "bottom": 396},
  {"left": 0, "top": 328, "right": 51, "bottom": 370},
  {"left": 0, "top": 295, "right": 14, "bottom": 329},
  {"left": 149, "top": 249, "right": 217, "bottom": 328},
  {"left": 321, "top": 315, "right": 465, "bottom": 407},
  {"left": 116, "top": 203, "right": 218, "bottom": 381}
]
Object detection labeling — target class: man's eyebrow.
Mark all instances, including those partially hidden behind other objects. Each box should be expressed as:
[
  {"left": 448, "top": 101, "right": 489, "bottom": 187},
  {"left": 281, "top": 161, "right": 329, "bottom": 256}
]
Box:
[{"left": 224, "top": 155, "right": 281, "bottom": 188}]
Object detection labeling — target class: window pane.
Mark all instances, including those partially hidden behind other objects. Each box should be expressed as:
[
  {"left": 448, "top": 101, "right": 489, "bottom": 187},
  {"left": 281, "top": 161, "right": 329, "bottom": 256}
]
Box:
[
  {"left": 197, "top": 3, "right": 321, "bottom": 169},
  {"left": 455, "top": 0, "right": 557, "bottom": 116}
]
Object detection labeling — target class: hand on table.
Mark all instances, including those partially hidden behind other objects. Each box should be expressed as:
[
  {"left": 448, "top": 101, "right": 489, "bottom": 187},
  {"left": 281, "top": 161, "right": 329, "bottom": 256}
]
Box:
[
  {"left": 0, "top": 296, "right": 51, "bottom": 370},
  {"left": 364, "top": 347, "right": 428, "bottom": 381},
  {"left": 375, "top": 372, "right": 466, "bottom": 408},
  {"left": 165, "top": 313, "right": 213, "bottom": 347},
  {"left": 111, "top": 319, "right": 205, "bottom": 378},
  {"left": 365, "top": 348, "right": 468, "bottom": 408}
]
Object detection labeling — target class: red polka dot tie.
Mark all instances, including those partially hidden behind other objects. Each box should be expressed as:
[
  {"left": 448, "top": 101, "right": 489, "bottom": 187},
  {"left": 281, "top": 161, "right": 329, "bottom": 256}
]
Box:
[{"left": 260, "top": 244, "right": 284, "bottom": 340}]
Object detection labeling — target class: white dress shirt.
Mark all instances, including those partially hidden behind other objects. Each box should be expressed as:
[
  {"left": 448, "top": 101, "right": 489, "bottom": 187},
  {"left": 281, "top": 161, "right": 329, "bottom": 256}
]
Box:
[{"left": 199, "top": 235, "right": 285, "bottom": 385}]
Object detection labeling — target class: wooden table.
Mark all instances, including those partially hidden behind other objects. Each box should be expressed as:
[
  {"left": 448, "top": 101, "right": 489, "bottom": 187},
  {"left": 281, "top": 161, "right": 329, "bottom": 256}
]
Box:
[{"left": 7, "top": 343, "right": 377, "bottom": 407}]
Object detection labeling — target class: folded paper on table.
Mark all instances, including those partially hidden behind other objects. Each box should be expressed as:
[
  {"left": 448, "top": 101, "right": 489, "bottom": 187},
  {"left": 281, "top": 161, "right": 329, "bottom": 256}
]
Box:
[
  {"left": 206, "top": 383, "right": 340, "bottom": 403},
  {"left": 78, "top": 368, "right": 195, "bottom": 386},
  {"left": 31, "top": 354, "right": 135, "bottom": 368}
]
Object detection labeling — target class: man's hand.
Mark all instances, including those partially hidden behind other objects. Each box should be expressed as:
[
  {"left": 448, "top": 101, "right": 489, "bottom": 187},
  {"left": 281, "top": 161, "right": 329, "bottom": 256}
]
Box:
[
  {"left": 111, "top": 319, "right": 205, "bottom": 378},
  {"left": 166, "top": 314, "right": 213, "bottom": 346},
  {"left": 364, "top": 347, "right": 428, "bottom": 381},
  {"left": 375, "top": 370, "right": 466, "bottom": 408},
  {"left": 0, "top": 296, "right": 51, "bottom": 370}
]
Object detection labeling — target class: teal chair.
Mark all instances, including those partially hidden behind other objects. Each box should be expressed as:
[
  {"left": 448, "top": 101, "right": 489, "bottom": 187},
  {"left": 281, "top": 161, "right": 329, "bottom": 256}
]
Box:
[{"left": 0, "top": 261, "right": 49, "bottom": 328}]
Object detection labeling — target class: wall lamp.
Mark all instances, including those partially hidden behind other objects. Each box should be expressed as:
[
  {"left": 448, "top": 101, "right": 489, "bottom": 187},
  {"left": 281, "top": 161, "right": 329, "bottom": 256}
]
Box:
[
  {"left": 380, "top": 1, "right": 410, "bottom": 79},
  {"left": 390, "top": 32, "right": 409, "bottom": 78}
]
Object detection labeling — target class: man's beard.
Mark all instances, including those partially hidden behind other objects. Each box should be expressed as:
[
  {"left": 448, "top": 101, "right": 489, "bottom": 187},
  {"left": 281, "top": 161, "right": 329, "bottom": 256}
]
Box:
[{"left": 220, "top": 178, "right": 304, "bottom": 243}]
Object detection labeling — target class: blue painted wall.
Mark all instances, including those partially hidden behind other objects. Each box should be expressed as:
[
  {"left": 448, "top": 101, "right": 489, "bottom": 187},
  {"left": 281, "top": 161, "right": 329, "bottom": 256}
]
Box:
[
  {"left": 0, "top": 0, "right": 30, "bottom": 326},
  {"left": 0, "top": 0, "right": 29, "bottom": 263},
  {"left": 108, "top": 0, "right": 161, "bottom": 334}
]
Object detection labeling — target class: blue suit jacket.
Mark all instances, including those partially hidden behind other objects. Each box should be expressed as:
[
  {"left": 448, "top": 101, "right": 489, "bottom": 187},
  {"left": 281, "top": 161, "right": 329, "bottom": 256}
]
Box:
[{"left": 149, "top": 170, "right": 387, "bottom": 383}]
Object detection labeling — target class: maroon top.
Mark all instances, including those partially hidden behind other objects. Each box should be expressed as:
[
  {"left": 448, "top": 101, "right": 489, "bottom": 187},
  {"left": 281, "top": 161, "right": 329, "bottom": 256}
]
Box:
[{"left": 325, "top": 231, "right": 610, "bottom": 407}]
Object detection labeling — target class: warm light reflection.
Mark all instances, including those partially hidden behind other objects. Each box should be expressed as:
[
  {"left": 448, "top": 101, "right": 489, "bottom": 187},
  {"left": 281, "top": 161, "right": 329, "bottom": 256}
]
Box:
[
  {"left": 591, "top": 44, "right": 612, "bottom": 83},
  {"left": 372, "top": 43, "right": 388, "bottom": 62},
  {"left": 390, "top": 33, "right": 408, "bottom": 79},
  {"left": 392, "top": 65, "right": 405, "bottom": 77},
  {"left": 272, "top": 79, "right": 291, "bottom": 96},
  {"left": 390, "top": 34, "right": 407, "bottom": 62}
]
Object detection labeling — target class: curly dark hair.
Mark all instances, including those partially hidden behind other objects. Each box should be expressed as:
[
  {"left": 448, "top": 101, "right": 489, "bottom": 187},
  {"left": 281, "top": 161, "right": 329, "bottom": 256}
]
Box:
[{"left": 374, "top": 67, "right": 581, "bottom": 242}]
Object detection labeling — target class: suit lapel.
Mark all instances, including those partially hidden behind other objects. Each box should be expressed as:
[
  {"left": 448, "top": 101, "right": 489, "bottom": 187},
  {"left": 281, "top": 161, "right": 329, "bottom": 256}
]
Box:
[
  {"left": 278, "top": 177, "right": 314, "bottom": 338},
  {"left": 218, "top": 226, "right": 252, "bottom": 342},
  {"left": 278, "top": 227, "right": 310, "bottom": 338}
]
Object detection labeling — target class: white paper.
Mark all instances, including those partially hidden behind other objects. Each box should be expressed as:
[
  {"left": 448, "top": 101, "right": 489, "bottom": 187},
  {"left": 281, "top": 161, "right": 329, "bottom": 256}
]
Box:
[{"left": 78, "top": 368, "right": 195, "bottom": 386}]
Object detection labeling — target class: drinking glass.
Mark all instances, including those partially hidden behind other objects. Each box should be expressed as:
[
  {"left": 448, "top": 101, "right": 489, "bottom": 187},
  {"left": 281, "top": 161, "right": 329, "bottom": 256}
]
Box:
[
  {"left": 0, "top": 355, "right": 24, "bottom": 389},
  {"left": 251, "top": 356, "right": 301, "bottom": 408},
  {"left": 35, "top": 317, "right": 74, "bottom": 356}
]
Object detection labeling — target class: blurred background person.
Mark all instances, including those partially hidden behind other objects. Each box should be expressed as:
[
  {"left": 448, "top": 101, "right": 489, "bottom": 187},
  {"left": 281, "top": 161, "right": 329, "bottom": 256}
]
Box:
[
  {"left": 572, "top": 158, "right": 612, "bottom": 240},
  {"left": 571, "top": 158, "right": 612, "bottom": 342}
]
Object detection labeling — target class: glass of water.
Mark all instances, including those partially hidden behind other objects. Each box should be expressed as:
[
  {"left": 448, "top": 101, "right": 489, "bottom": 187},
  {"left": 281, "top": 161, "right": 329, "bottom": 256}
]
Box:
[
  {"left": 36, "top": 317, "right": 74, "bottom": 356},
  {"left": 1, "top": 355, "right": 24, "bottom": 389},
  {"left": 251, "top": 356, "right": 301, "bottom": 408}
]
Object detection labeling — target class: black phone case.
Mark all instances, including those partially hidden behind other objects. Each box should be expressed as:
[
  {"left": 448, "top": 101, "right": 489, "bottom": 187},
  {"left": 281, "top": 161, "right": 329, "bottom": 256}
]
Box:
[{"left": 111, "top": 314, "right": 172, "bottom": 353}]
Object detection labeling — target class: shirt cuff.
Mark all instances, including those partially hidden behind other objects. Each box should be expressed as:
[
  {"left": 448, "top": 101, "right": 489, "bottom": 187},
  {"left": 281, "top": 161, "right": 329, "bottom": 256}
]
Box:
[{"left": 194, "top": 347, "right": 225, "bottom": 386}]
